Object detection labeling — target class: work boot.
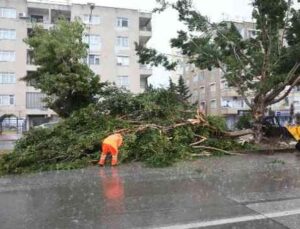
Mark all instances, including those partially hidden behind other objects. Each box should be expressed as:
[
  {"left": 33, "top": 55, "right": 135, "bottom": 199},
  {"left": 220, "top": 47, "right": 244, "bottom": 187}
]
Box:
[
  {"left": 99, "top": 153, "right": 107, "bottom": 166},
  {"left": 111, "top": 155, "right": 118, "bottom": 166}
]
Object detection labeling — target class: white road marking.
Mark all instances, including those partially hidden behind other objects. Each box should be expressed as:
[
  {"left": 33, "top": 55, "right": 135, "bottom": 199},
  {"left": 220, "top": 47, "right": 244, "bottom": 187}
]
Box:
[{"left": 152, "top": 208, "right": 300, "bottom": 229}]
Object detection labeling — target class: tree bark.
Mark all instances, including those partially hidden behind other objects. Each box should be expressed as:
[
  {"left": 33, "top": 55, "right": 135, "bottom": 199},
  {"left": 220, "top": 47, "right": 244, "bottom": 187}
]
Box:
[
  {"left": 252, "top": 105, "right": 265, "bottom": 143},
  {"left": 223, "top": 129, "right": 253, "bottom": 137}
]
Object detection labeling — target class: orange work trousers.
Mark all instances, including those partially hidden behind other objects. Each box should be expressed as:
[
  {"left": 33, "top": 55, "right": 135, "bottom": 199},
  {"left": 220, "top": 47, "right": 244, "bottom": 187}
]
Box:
[{"left": 98, "top": 143, "right": 118, "bottom": 166}]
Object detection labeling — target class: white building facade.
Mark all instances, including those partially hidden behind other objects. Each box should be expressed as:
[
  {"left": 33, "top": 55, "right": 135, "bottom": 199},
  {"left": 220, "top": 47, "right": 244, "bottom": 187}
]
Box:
[{"left": 0, "top": 0, "right": 152, "bottom": 129}]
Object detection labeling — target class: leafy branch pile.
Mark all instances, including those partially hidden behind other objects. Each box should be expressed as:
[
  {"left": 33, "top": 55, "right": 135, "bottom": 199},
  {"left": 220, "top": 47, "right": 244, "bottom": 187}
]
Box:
[
  {"left": 0, "top": 19, "right": 251, "bottom": 175},
  {"left": 0, "top": 87, "right": 250, "bottom": 175}
]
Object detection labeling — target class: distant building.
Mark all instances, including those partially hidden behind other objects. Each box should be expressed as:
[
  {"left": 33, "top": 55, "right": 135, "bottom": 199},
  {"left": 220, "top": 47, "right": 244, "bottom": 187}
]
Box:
[{"left": 0, "top": 0, "right": 152, "bottom": 129}]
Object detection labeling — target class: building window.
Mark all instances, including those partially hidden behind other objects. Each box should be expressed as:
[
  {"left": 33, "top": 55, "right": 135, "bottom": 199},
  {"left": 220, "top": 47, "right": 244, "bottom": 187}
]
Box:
[
  {"left": 193, "top": 91, "right": 198, "bottom": 103},
  {"left": 200, "top": 101, "right": 206, "bottom": 111},
  {"left": 83, "top": 35, "right": 101, "bottom": 50},
  {"left": 0, "top": 72, "right": 16, "bottom": 84},
  {"left": 117, "top": 56, "right": 130, "bottom": 66},
  {"left": 83, "top": 15, "right": 100, "bottom": 25},
  {"left": 221, "top": 98, "right": 231, "bottom": 107},
  {"left": 200, "top": 86, "right": 205, "bottom": 94},
  {"left": 0, "top": 95, "right": 15, "bottom": 106},
  {"left": 241, "top": 100, "right": 244, "bottom": 108},
  {"left": 198, "top": 73, "right": 204, "bottom": 81},
  {"left": 0, "top": 51, "right": 15, "bottom": 62},
  {"left": 140, "top": 78, "right": 147, "bottom": 90},
  {"left": 27, "top": 28, "right": 34, "bottom": 38},
  {"left": 221, "top": 80, "right": 228, "bottom": 89},
  {"left": 116, "top": 36, "right": 129, "bottom": 48},
  {"left": 210, "top": 100, "right": 217, "bottom": 109},
  {"left": 116, "top": 75, "right": 129, "bottom": 89},
  {"left": 27, "top": 50, "right": 34, "bottom": 65},
  {"left": 87, "top": 54, "right": 100, "bottom": 65},
  {"left": 30, "top": 15, "right": 44, "bottom": 23},
  {"left": 0, "top": 8, "right": 16, "bottom": 19},
  {"left": 210, "top": 83, "right": 216, "bottom": 92},
  {"left": 0, "top": 29, "right": 16, "bottom": 40},
  {"left": 26, "top": 71, "right": 36, "bottom": 87},
  {"left": 117, "top": 17, "right": 128, "bottom": 28},
  {"left": 26, "top": 92, "right": 46, "bottom": 109},
  {"left": 192, "top": 75, "right": 198, "bottom": 82}
]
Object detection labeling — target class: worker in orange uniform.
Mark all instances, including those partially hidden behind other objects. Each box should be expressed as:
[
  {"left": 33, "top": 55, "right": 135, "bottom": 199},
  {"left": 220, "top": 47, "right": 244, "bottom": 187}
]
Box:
[{"left": 98, "top": 133, "right": 123, "bottom": 166}]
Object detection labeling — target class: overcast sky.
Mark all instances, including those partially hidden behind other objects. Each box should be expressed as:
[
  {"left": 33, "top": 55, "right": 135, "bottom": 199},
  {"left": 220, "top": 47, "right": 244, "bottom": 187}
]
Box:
[{"left": 61, "top": 0, "right": 298, "bottom": 87}]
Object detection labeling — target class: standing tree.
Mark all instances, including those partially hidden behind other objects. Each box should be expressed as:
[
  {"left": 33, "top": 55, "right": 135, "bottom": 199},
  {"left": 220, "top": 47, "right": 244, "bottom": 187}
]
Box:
[
  {"left": 24, "top": 20, "right": 106, "bottom": 118},
  {"left": 168, "top": 77, "right": 177, "bottom": 93},
  {"left": 177, "top": 75, "right": 192, "bottom": 102},
  {"left": 136, "top": 0, "right": 300, "bottom": 142}
]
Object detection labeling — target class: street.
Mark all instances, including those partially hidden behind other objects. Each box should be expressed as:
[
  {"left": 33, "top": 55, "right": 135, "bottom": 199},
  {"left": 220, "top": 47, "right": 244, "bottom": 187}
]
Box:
[{"left": 0, "top": 153, "right": 300, "bottom": 229}]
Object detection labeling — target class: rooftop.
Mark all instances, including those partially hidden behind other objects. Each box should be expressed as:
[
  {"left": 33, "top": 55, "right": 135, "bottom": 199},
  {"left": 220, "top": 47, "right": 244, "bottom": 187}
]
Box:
[{"left": 27, "top": 0, "right": 152, "bottom": 13}]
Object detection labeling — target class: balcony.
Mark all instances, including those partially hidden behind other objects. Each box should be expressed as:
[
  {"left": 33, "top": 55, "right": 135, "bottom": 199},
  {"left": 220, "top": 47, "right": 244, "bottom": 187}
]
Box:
[
  {"left": 51, "top": 9, "right": 71, "bottom": 24},
  {"left": 26, "top": 50, "right": 35, "bottom": 65},
  {"left": 221, "top": 88, "right": 240, "bottom": 97},
  {"left": 26, "top": 7, "right": 71, "bottom": 29},
  {"left": 139, "top": 12, "right": 152, "bottom": 45},
  {"left": 221, "top": 106, "right": 248, "bottom": 115},
  {"left": 27, "top": 7, "right": 50, "bottom": 25},
  {"left": 140, "top": 65, "right": 152, "bottom": 78},
  {"left": 140, "top": 77, "right": 148, "bottom": 93}
]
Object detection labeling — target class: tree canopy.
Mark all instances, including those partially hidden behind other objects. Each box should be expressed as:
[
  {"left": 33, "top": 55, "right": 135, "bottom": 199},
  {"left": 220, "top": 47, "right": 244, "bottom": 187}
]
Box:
[
  {"left": 136, "top": 0, "right": 300, "bottom": 141},
  {"left": 24, "top": 19, "right": 106, "bottom": 117}
]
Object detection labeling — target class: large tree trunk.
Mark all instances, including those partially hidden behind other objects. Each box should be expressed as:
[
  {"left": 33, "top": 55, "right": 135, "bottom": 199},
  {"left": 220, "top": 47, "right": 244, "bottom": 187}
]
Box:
[{"left": 252, "top": 105, "right": 265, "bottom": 144}]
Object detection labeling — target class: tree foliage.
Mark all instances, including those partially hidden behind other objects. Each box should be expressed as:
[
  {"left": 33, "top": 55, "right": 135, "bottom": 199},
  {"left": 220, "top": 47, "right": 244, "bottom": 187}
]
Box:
[
  {"left": 0, "top": 87, "right": 248, "bottom": 175},
  {"left": 168, "top": 76, "right": 192, "bottom": 102},
  {"left": 136, "top": 0, "right": 300, "bottom": 142},
  {"left": 177, "top": 75, "right": 192, "bottom": 101},
  {"left": 24, "top": 19, "right": 106, "bottom": 117},
  {"left": 168, "top": 78, "right": 177, "bottom": 93}
]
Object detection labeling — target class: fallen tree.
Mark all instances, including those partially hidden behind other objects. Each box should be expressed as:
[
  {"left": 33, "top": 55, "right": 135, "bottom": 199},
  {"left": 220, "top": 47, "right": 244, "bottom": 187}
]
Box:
[{"left": 0, "top": 87, "right": 253, "bottom": 175}]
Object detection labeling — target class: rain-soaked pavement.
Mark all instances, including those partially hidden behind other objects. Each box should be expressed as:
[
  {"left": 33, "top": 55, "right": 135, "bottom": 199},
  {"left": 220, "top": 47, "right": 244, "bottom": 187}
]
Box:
[{"left": 1, "top": 153, "right": 300, "bottom": 229}]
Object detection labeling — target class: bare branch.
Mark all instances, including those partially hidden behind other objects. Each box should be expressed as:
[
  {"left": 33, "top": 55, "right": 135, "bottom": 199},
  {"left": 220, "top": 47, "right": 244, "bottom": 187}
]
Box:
[
  {"left": 189, "top": 135, "right": 207, "bottom": 146},
  {"left": 192, "top": 145, "right": 243, "bottom": 155},
  {"left": 265, "top": 62, "right": 300, "bottom": 104},
  {"left": 269, "top": 75, "right": 300, "bottom": 105}
]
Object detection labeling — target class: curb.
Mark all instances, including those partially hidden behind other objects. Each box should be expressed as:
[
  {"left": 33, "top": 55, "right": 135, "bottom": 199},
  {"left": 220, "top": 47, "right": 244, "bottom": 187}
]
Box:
[{"left": 232, "top": 148, "right": 296, "bottom": 155}]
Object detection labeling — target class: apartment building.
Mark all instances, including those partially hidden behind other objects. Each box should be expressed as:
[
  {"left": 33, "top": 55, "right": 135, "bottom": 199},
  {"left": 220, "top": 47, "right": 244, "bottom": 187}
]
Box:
[
  {"left": 170, "top": 49, "right": 190, "bottom": 84},
  {"left": 184, "top": 21, "right": 257, "bottom": 129},
  {"left": 0, "top": 0, "right": 152, "bottom": 129}
]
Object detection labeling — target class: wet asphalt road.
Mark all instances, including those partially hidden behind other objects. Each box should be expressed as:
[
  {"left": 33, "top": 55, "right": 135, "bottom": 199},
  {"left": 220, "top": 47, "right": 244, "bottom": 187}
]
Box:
[{"left": 0, "top": 153, "right": 300, "bottom": 229}]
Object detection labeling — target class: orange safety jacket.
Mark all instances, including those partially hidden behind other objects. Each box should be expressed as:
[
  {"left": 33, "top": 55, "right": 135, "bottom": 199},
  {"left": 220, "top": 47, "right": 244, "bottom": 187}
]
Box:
[{"left": 103, "top": 134, "right": 123, "bottom": 151}]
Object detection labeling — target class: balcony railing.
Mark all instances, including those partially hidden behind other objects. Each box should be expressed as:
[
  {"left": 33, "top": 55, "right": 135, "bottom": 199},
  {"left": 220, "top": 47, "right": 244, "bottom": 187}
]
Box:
[
  {"left": 140, "top": 64, "right": 152, "bottom": 70},
  {"left": 139, "top": 26, "right": 152, "bottom": 32}
]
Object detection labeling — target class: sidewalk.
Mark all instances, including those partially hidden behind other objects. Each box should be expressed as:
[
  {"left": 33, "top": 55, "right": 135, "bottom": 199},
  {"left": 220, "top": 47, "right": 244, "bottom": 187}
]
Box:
[{"left": 0, "top": 133, "right": 21, "bottom": 141}]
